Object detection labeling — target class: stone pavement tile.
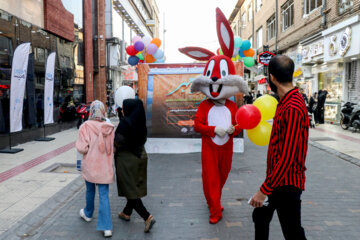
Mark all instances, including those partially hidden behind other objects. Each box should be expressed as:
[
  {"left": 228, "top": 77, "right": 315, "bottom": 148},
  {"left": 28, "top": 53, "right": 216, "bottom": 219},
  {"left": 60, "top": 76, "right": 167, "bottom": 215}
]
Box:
[{"left": 1, "top": 137, "right": 360, "bottom": 240}]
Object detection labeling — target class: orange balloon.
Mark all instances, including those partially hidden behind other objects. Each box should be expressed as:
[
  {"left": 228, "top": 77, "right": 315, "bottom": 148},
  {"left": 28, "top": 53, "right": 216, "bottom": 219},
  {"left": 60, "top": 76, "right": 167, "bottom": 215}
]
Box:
[
  {"left": 243, "top": 48, "right": 255, "bottom": 57},
  {"left": 151, "top": 38, "right": 161, "bottom": 48},
  {"left": 145, "top": 54, "right": 156, "bottom": 63}
]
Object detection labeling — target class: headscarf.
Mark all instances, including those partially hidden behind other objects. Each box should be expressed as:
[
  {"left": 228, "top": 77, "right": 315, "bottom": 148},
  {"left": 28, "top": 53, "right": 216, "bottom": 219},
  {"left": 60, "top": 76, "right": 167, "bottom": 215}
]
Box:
[
  {"left": 89, "top": 100, "right": 106, "bottom": 121},
  {"left": 115, "top": 99, "right": 147, "bottom": 153}
]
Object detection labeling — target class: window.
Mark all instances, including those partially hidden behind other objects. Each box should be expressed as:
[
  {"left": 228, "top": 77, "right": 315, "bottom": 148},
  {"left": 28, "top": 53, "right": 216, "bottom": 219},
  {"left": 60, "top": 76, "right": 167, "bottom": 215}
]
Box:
[
  {"left": 241, "top": 12, "right": 246, "bottom": 25},
  {"left": 267, "top": 15, "right": 276, "bottom": 41},
  {"left": 248, "top": 4, "right": 253, "bottom": 21},
  {"left": 256, "top": 0, "right": 262, "bottom": 12},
  {"left": 282, "top": 0, "right": 294, "bottom": 31},
  {"left": 256, "top": 27, "right": 263, "bottom": 49},
  {"left": 249, "top": 36, "right": 253, "bottom": 46},
  {"left": 338, "top": 0, "right": 353, "bottom": 15},
  {"left": 304, "top": 0, "right": 322, "bottom": 14}
]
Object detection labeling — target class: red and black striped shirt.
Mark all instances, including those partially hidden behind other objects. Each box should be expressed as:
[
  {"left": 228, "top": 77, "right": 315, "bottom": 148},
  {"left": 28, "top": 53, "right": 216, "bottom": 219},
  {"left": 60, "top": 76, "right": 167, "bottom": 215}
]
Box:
[{"left": 260, "top": 88, "right": 309, "bottom": 195}]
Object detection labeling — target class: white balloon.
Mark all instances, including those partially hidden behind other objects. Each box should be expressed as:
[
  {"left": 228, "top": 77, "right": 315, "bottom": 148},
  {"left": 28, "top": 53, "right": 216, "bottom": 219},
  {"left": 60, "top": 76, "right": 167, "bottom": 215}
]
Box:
[
  {"left": 142, "top": 36, "right": 152, "bottom": 46},
  {"left": 114, "top": 86, "right": 135, "bottom": 108}
]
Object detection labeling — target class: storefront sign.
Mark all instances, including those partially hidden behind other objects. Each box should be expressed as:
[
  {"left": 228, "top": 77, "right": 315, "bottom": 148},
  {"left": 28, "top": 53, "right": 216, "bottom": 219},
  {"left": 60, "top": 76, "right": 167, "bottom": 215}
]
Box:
[
  {"left": 302, "top": 40, "right": 324, "bottom": 62},
  {"left": 339, "top": 27, "right": 352, "bottom": 57},
  {"left": 258, "top": 78, "right": 266, "bottom": 84},
  {"left": 328, "top": 35, "right": 338, "bottom": 56},
  {"left": 258, "top": 51, "right": 275, "bottom": 66}
]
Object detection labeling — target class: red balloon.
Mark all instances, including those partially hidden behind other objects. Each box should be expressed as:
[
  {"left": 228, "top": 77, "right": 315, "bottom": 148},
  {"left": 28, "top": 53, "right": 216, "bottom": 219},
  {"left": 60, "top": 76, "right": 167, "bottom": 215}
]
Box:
[
  {"left": 126, "top": 45, "right": 138, "bottom": 56},
  {"left": 235, "top": 104, "right": 261, "bottom": 129}
]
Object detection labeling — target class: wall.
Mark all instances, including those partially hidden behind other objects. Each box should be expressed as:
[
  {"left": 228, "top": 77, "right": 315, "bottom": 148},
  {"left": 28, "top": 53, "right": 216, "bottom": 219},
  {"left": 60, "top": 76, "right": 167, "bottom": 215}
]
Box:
[{"left": 0, "top": 0, "right": 44, "bottom": 28}]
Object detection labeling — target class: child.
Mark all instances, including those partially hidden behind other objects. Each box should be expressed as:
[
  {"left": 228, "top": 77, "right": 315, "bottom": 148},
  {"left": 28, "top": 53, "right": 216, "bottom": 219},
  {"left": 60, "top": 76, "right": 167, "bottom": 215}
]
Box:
[{"left": 75, "top": 100, "right": 115, "bottom": 238}]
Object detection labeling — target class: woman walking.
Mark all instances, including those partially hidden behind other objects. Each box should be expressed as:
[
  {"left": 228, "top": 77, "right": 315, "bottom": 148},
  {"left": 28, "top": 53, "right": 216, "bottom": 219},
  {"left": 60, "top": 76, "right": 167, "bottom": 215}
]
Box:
[
  {"left": 114, "top": 99, "right": 155, "bottom": 233},
  {"left": 75, "top": 100, "right": 115, "bottom": 238}
]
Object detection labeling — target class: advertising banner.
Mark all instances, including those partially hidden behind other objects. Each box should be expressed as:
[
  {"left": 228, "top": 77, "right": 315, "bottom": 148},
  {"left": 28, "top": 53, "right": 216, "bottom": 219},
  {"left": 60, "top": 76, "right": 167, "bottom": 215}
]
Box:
[
  {"left": 44, "top": 52, "right": 56, "bottom": 125},
  {"left": 10, "top": 42, "right": 31, "bottom": 133}
]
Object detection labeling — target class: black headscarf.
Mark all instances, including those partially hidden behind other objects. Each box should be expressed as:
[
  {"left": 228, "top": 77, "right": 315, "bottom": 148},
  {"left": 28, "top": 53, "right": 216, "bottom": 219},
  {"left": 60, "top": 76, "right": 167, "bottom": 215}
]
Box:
[{"left": 115, "top": 99, "right": 147, "bottom": 155}]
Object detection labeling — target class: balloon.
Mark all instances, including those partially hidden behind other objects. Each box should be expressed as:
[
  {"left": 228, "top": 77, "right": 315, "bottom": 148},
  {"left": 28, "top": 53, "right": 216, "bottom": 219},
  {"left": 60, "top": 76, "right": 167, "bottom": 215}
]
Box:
[
  {"left": 239, "top": 50, "right": 245, "bottom": 58},
  {"left": 236, "top": 54, "right": 240, "bottom": 60},
  {"left": 153, "top": 49, "right": 164, "bottom": 59},
  {"left": 126, "top": 45, "right": 138, "bottom": 56},
  {"left": 142, "top": 36, "right": 152, "bottom": 46},
  {"left": 114, "top": 86, "right": 135, "bottom": 108},
  {"left": 232, "top": 47, "right": 239, "bottom": 58},
  {"left": 128, "top": 56, "right": 139, "bottom": 66},
  {"left": 240, "top": 40, "right": 251, "bottom": 51},
  {"left": 137, "top": 53, "right": 144, "bottom": 60},
  {"left": 235, "top": 104, "right": 261, "bottom": 129},
  {"left": 146, "top": 43, "right": 158, "bottom": 55},
  {"left": 134, "top": 41, "right": 145, "bottom": 51},
  {"left": 157, "top": 58, "right": 165, "bottom": 63},
  {"left": 234, "top": 36, "right": 242, "bottom": 48},
  {"left": 145, "top": 54, "right": 156, "bottom": 63},
  {"left": 243, "top": 48, "right": 255, "bottom": 57},
  {"left": 253, "top": 95, "right": 278, "bottom": 121},
  {"left": 247, "top": 121, "right": 272, "bottom": 146},
  {"left": 151, "top": 38, "right": 161, "bottom": 48},
  {"left": 219, "top": 48, "right": 223, "bottom": 55},
  {"left": 243, "top": 57, "right": 255, "bottom": 67},
  {"left": 139, "top": 59, "right": 144, "bottom": 63},
  {"left": 132, "top": 36, "right": 141, "bottom": 44}
]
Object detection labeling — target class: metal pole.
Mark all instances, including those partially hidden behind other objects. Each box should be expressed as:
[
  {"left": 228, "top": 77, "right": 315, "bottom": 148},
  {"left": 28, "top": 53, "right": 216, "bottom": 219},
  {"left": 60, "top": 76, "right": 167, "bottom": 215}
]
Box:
[{"left": 275, "top": 0, "right": 278, "bottom": 53}]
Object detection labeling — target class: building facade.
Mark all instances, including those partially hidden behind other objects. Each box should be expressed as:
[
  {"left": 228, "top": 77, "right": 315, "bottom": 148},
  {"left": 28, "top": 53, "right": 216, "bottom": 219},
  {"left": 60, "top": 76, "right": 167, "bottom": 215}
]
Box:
[
  {"left": 105, "top": 0, "right": 160, "bottom": 107},
  {"left": 229, "top": 0, "right": 360, "bottom": 123},
  {"left": 0, "top": 0, "right": 105, "bottom": 144}
]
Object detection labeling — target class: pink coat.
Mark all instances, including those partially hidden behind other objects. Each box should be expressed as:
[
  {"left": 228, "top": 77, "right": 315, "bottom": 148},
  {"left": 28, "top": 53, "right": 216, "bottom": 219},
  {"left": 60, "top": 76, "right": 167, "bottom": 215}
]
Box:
[{"left": 76, "top": 120, "right": 115, "bottom": 184}]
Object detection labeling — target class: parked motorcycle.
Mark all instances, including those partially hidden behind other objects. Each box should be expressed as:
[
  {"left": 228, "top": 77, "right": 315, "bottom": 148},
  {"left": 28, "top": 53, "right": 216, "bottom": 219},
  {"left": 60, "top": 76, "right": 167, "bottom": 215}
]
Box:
[
  {"left": 76, "top": 103, "right": 90, "bottom": 129},
  {"left": 340, "top": 102, "right": 360, "bottom": 132}
]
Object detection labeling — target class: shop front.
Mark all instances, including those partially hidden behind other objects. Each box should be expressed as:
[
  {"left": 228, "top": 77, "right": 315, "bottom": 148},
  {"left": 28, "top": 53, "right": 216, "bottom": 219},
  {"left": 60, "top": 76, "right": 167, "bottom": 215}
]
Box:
[{"left": 322, "top": 15, "right": 360, "bottom": 123}]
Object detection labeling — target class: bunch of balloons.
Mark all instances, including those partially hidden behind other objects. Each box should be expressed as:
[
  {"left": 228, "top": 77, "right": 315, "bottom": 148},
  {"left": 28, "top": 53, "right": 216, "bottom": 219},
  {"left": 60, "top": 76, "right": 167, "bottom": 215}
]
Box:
[
  {"left": 235, "top": 95, "right": 278, "bottom": 146},
  {"left": 126, "top": 35, "right": 165, "bottom": 66},
  {"left": 217, "top": 36, "right": 255, "bottom": 68}
]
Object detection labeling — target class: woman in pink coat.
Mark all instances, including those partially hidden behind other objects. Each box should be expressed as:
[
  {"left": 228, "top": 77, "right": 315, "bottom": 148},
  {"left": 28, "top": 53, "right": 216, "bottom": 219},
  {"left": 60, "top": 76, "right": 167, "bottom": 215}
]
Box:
[{"left": 75, "top": 100, "right": 115, "bottom": 238}]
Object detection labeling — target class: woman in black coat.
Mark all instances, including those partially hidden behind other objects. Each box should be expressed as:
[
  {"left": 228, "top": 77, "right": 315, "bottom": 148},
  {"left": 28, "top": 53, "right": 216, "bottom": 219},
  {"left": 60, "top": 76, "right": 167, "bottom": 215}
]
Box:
[{"left": 114, "top": 99, "right": 155, "bottom": 233}]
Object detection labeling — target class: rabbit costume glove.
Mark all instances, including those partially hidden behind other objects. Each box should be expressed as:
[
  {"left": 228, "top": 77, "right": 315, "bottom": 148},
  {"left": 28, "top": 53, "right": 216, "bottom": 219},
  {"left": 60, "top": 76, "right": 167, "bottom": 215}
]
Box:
[{"left": 179, "top": 8, "right": 248, "bottom": 224}]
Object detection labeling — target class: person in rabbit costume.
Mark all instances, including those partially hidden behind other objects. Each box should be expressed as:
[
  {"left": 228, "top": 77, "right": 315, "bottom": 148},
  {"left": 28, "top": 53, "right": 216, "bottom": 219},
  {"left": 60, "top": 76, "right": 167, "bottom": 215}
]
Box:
[{"left": 179, "top": 8, "right": 249, "bottom": 224}]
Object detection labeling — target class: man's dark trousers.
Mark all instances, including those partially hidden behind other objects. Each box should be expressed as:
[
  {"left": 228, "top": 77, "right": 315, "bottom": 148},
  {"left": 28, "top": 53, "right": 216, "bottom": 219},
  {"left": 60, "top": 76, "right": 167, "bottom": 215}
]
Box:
[{"left": 252, "top": 186, "right": 307, "bottom": 240}]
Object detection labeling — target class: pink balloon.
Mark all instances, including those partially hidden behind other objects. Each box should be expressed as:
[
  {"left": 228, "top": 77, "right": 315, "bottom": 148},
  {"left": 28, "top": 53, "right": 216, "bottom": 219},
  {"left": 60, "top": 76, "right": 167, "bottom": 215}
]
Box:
[
  {"left": 146, "top": 43, "right": 158, "bottom": 55},
  {"left": 132, "top": 36, "right": 141, "bottom": 44}
]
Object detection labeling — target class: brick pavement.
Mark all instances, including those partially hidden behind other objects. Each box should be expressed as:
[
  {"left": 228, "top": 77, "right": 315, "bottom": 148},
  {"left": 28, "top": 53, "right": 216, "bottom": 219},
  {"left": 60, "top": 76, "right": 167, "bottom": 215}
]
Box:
[{"left": 1, "top": 137, "right": 360, "bottom": 240}]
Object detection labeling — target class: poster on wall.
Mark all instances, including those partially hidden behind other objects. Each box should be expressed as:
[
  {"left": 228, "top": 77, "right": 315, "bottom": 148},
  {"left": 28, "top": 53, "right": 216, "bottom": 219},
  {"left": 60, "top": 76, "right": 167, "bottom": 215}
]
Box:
[
  {"left": 10, "top": 42, "right": 31, "bottom": 133},
  {"left": 147, "top": 68, "right": 205, "bottom": 138}
]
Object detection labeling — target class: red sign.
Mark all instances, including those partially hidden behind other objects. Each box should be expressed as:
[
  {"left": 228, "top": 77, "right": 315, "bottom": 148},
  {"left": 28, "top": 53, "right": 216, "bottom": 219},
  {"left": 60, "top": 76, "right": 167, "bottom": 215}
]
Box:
[
  {"left": 0, "top": 85, "right": 9, "bottom": 89},
  {"left": 258, "top": 78, "right": 266, "bottom": 84},
  {"left": 258, "top": 51, "right": 275, "bottom": 66}
]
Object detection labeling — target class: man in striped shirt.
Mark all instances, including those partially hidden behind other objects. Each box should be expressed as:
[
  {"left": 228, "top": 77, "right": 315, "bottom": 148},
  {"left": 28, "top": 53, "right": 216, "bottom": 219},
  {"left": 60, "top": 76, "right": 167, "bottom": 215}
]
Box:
[{"left": 250, "top": 55, "right": 309, "bottom": 240}]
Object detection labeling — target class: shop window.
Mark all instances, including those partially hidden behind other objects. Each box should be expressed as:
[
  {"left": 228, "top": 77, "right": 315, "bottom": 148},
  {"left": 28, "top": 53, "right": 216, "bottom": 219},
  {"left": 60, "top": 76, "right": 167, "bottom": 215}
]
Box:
[
  {"left": 0, "top": 36, "right": 13, "bottom": 67},
  {"left": 345, "top": 61, "right": 358, "bottom": 102},
  {"left": 34, "top": 48, "right": 46, "bottom": 63},
  {"left": 256, "top": 27, "right": 263, "bottom": 49},
  {"left": 267, "top": 15, "right": 276, "bottom": 41},
  {"left": 338, "top": 0, "right": 353, "bottom": 15},
  {"left": 282, "top": 0, "right": 294, "bottom": 32},
  {"left": 304, "top": 0, "right": 322, "bottom": 15},
  {"left": 77, "top": 42, "right": 84, "bottom": 66}
]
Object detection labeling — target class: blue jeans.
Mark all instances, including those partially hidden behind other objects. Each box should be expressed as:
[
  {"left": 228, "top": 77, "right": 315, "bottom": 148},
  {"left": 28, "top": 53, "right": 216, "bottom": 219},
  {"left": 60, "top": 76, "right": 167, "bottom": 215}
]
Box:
[{"left": 84, "top": 181, "right": 113, "bottom": 231}]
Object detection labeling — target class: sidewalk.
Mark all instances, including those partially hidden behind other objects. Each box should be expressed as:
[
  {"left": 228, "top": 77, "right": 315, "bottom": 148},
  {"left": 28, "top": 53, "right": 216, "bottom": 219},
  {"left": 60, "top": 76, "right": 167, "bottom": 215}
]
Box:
[{"left": 0, "top": 127, "right": 359, "bottom": 239}]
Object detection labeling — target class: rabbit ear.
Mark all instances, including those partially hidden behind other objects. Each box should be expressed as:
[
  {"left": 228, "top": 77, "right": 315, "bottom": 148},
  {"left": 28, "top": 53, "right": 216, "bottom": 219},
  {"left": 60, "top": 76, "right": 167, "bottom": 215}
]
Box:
[
  {"left": 216, "top": 8, "right": 234, "bottom": 59},
  {"left": 178, "top": 47, "right": 215, "bottom": 61}
]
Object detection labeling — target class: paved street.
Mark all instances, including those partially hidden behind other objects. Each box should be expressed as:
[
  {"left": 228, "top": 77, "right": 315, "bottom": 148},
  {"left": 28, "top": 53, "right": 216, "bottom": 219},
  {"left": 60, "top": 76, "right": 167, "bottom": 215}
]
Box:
[{"left": 1, "top": 131, "right": 360, "bottom": 240}]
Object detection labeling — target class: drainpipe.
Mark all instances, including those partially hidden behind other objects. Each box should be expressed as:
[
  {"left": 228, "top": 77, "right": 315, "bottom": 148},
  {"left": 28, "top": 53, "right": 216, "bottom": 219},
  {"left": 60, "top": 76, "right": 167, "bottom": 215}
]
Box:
[
  {"left": 321, "top": 0, "right": 327, "bottom": 28},
  {"left": 275, "top": 0, "right": 278, "bottom": 53}
]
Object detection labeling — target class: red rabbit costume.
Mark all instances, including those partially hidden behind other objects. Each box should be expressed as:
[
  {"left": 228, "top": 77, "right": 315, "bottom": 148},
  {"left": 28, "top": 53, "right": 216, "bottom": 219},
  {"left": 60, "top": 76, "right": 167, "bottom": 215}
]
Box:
[{"left": 179, "top": 8, "right": 249, "bottom": 224}]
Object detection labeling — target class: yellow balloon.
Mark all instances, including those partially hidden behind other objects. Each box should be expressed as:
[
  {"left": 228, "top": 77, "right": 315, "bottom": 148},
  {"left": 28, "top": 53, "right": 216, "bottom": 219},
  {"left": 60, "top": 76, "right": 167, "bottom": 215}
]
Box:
[
  {"left": 247, "top": 121, "right": 272, "bottom": 146},
  {"left": 231, "top": 57, "right": 236, "bottom": 61},
  {"left": 253, "top": 95, "right": 278, "bottom": 121}
]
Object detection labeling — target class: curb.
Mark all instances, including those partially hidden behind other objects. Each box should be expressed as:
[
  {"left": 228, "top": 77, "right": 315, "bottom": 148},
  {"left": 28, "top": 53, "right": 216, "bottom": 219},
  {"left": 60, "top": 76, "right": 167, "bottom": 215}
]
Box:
[
  {"left": 0, "top": 176, "right": 84, "bottom": 240},
  {"left": 309, "top": 140, "right": 360, "bottom": 167}
]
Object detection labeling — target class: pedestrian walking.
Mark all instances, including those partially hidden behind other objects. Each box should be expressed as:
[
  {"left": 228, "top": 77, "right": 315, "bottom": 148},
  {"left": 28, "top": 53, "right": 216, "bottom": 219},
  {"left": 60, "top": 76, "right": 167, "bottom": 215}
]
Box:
[
  {"left": 309, "top": 92, "right": 318, "bottom": 124},
  {"left": 114, "top": 99, "right": 156, "bottom": 233},
  {"left": 250, "top": 55, "right": 309, "bottom": 240},
  {"left": 244, "top": 92, "right": 254, "bottom": 104},
  {"left": 75, "top": 100, "right": 115, "bottom": 238},
  {"left": 317, "top": 89, "right": 328, "bottom": 124},
  {"left": 256, "top": 90, "right": 262, "bottom": 98}
]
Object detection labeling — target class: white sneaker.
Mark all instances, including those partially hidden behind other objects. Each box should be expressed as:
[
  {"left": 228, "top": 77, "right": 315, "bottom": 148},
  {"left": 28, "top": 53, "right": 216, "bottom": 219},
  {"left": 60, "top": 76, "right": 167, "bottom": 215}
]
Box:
[
  {"left": 79, "top": 209, "right": 92, "bottom": 222},
  {"left": 104, "top": 230, "right": 112, "bottom": 238}
]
